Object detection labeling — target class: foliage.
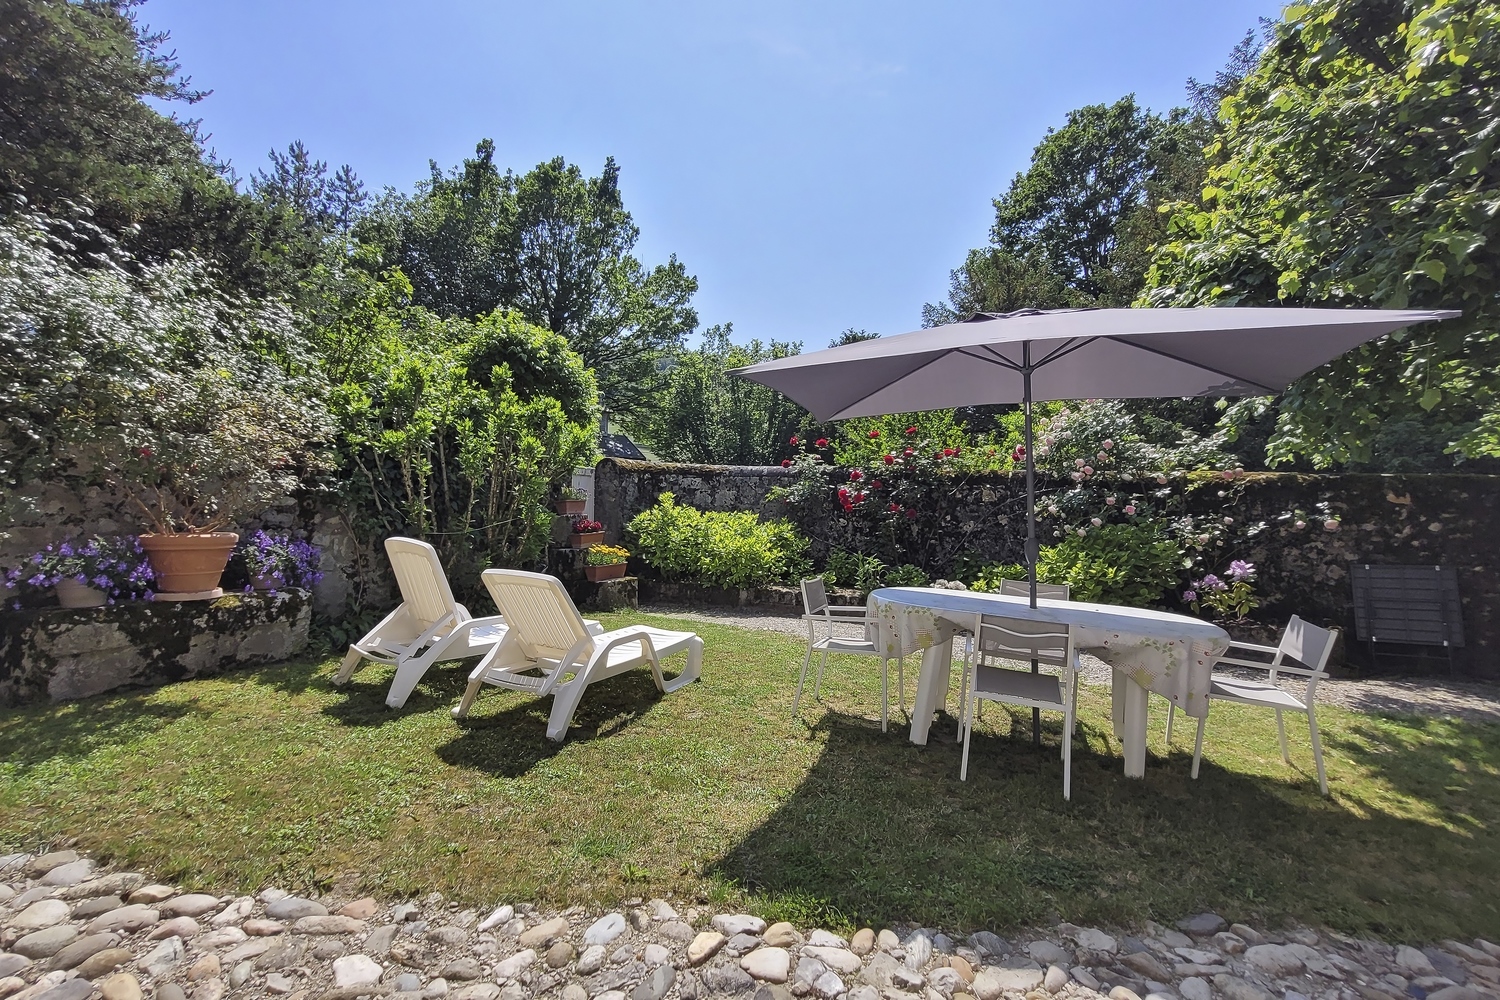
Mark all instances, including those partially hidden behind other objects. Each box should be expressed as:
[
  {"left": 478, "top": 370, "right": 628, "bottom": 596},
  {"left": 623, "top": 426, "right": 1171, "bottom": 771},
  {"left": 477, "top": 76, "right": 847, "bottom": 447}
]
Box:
[
  {"left": 2, "top": 535, "right": 154, "bottom": 606},
  {"left": 236, "top": 531, "right": 323, "bottom": 591},
  {"left": 627, "top": 493, "right": 808, "bottom": 589},
  {"left": 965, "top": 562, "right": 1032, "bottom": 593},
  {"left": 1031, "top": 400, "right": 1238, "bottom": 478},
  {"left": 1035, "top": 522, "right": 1182, "bottom": 606},
  {"left": 1186, "top": 559, "right": 1261, "bottom": 620},
  {"left": 631, "top": 325, "right": 810, "bottom": 465},
  {"left": 0, "top": 211, "right": 331, "bottom": 531},
  {"left": 1144, "top": 0, "right": 1500, "bottom": 465},
  {"left": 560, "top": 485, "right": 586, "bottom": 501},
  {"left": 585, "top": 544, "right": 630, "bottom": 567},
  {"left": 883, "top": 563, "right": 930, "bottom": 588},
  {"left": 926, "top": 96, "right": 1209, "bottom": 322},
  {"left": 360, "top": 143, "right": 698, "bottom": 418}
]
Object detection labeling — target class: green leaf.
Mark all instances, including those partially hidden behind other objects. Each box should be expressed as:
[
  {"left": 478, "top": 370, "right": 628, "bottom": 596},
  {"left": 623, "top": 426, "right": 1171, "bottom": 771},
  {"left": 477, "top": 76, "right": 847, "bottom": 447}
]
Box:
[
  {"left": 1410, "top": 258, "right": 1447, "bottom": 283},
  {"left": 1420, "top": 386, "right": 1443, "bottom": 410}
]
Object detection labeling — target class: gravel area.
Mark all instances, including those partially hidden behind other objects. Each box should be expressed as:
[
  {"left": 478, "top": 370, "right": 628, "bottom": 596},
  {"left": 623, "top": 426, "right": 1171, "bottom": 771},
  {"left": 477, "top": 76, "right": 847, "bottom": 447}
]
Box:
[{"left": 638, "top": 605, "right": 1500, "bottom": 725}]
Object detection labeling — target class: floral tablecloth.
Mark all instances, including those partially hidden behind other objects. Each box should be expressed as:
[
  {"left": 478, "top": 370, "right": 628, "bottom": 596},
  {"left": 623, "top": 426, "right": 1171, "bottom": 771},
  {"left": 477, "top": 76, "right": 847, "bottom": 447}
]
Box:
[{"left": 868, "top": 587, "right": 1230, "bottom": 717}]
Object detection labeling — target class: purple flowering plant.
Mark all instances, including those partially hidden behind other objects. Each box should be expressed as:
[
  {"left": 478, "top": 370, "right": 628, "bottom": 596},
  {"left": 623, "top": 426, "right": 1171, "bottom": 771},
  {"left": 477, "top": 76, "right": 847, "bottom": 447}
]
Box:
[
  {"left": 1185, "top": 559, "right": 1260, "bottom": 620},
  {"left": 237, "top": 531, "right": 323, "bottom": 593},
  {"left": 3, "top": 536, "right": 155, "bottom": 608}
]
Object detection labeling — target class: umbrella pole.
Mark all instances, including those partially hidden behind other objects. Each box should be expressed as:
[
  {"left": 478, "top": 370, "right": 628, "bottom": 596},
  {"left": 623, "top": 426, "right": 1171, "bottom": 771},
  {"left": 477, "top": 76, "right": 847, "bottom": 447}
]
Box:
[{"left": 1023, "top": 343, "right": 1040, "bottom": 746}]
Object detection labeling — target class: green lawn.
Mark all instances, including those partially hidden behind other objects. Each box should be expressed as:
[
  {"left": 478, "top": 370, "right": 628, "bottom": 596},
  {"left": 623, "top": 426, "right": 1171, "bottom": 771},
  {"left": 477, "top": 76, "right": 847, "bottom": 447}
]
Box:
[{"left": 2, "top": 610, "right": 1498, "bottom": 941}]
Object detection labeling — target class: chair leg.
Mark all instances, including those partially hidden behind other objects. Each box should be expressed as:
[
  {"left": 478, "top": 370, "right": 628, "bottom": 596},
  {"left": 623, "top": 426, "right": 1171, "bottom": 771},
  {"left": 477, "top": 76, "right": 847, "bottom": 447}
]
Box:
[
  {"left": 960, "top": 671, "right": 977, "bottom": 782},
  {"left": 333, "top": 648, "right": 364, "bottom": 685},
  {"left": 1063, "top": 692, "right": 1075, "bottom": 801},
  {"left": 813, "top": 649, "right": 830, "bottom": 700},
  {"left": 1191, "top": 711, "right": 1207, "bottom": 780},
  {"left": 1276, "top": 709, "right": 1290, "bottom": 763},
  {"left": 881, "top": 658, "right": 889, "bottom": 733},
  {"left": 955, "top": 641, "right": 972, "bottom": 743},
  {"left": 792, "top": 644, "right": 814, "bottom": 716},
  {"left": 1165, "top": 702, "right": 1175, "bottom": 745},
  {"left": 1308, "top": 708, "right": 1329, "bottom": 796}
]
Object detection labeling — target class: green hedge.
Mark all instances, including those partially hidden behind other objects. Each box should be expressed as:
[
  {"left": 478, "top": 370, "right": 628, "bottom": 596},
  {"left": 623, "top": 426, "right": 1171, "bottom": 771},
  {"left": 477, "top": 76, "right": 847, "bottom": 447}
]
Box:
[{"left": 627, "top": 492, "right": 808, "bottom": 590}]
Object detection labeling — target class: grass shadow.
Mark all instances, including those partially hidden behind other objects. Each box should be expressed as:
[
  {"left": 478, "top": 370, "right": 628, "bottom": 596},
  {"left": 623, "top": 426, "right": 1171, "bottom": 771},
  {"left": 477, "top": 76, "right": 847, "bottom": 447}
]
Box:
[{"left": 0, "top": 695, "right": 192, "bottom": 779}]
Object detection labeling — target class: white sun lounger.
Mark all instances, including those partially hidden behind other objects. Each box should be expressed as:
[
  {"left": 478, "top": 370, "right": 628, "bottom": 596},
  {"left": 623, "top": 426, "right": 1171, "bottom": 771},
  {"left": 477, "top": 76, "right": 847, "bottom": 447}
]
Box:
[
  {"left": 452, "top": 569, "right": 703, "bottom": 741},
  {"left": 332, "top": 537, "right": 509, "bottom": 709}
]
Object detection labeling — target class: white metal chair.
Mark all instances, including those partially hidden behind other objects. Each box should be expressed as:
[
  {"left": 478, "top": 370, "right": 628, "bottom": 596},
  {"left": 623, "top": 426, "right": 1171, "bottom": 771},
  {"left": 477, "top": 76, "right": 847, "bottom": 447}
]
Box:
[
  {"left": 792, "top": 577, "right": 905, "bottom": 731},
  {"left": 452, "top": 569, "right": 702, "bottom": 741},
  {"left": 959, "top": 613, "right": 1080, "bottom": 799},
  {"left": 960, "top": 579, "right": 1073, "bottom": 730},
  {"left": 333, "top": 537, "right": 510, "bottom": 709},
  {"left": 997, "top": 579, "right": 1072, "bottom": 601},
  {"left": 1166, "top": 615, "right": 1336, "bottom": 796}
]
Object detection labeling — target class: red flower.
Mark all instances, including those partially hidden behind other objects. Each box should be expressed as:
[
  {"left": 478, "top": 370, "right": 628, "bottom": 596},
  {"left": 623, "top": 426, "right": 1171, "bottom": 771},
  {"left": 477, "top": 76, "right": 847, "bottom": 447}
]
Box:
[
  {"left": 849, "top": 469, "right": 863, "bottom": 481},
  {"left": 137, "top": 446, "right": 153, "bottom": 458},
  {"left": 780, "top": 459, "right": 791, "bottom": 467},
  {"left": 905, "top": 426, "right": 918, "bottom": 435},
  {"left": 903, "top": 447, "right": 914, "bottom": 457},
  {"left": 815, "top": 438, "right": 827, "bottom": 448},
  {"left": 853, "top": 492, "right": 866, "bottom": 503},
  {"left": 905, "top": 509, "right": 918, "bottom": 519},
  {"left": 883, "top": 453, "right": 895, "bottom": 465},
  {"left": 1011, "top": 445, "right": 1026, "bottom": 462},
  {"left": 870, "top": 480, "right": 883, "bottom": 490},
  {"left": 888, "top": 503, "right": 901, "bottom": 513},
  {"left": 941, "top": 448, "right": 955, "bottom": 458},
  {"left": 837, "top": 487, "right": 849, "bottom": 498},
  {"left": 868, "top": 429, "right": 881, "bottom": 439},
  {"left": 789, "top": 435, "right": 799, "bottom": 446}
]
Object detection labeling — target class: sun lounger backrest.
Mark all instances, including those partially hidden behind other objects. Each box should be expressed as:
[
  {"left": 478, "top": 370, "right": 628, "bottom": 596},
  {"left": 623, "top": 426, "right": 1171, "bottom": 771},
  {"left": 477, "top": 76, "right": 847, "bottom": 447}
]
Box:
[
  {"left": 481, "top": 569, "right": 593, "bottom": 661},
  {"left": 385, "top": 537, "right": 459, "bottom": 628}
]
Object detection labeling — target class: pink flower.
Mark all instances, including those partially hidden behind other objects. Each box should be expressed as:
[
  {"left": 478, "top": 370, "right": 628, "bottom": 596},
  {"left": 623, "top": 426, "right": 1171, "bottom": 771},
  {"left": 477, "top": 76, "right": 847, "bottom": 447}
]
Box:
[
  {"left": 1091, "top": 517, "right": 1102, "bottom": 527},
  {"left": 1083, "top": 466, "right": 1093, "bottom": 475},
  {"left": 1294, "top": 520, "right": 1307, "bottom": 530},
  {"left": 1324, "top": 519, "right": 1340, "bottom": 531},
  {"left": 1071, "top": 472, "right": 1083, "bottom": 481},
  {"left": 1102, "top": 440, "right": 1113, "bottom": 449},
  {"left": 1156, "top": 475, "right": 1168, "bottom": 484},
  {"left": 1105, "top": 496, "right": 1116, "bottom": 505},
  {"left": 1075, "top": 458, "right": 1086, "bottom": 468},
  {"left": 1077, "top": 528, "right": 1088, "bottom": 537},
  {"left": 1124, "top": 505, "right": 1136, "bottom": 515},
  {"left": 1097, "top": 451, "right": 1108, "bottom": 461},
  {"left": 1223, "top": 516, "right": 1234, "bottom": 525}
]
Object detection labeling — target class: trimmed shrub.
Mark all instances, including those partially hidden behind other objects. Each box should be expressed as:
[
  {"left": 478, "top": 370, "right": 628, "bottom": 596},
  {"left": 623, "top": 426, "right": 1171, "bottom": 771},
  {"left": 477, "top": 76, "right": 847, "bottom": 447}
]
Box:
[{"left": 628, "top": 492, "right": 808, "bottom": 589}]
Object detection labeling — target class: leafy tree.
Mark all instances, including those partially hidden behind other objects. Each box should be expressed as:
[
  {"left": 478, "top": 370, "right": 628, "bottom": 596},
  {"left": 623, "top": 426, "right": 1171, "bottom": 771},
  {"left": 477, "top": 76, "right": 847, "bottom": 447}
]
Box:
[
  {"left": 927, "top": 97, "right": 1209, "bottom": 321},
  {"left": 362, "top": 143, "right": 698, "bottom": 418},
  {"left": 631, "top": 325, "right": 808, "bottom": 465},
  {"left": 1144, "top": 0, "right": 1500, "bottom": 466},
  {"left": 830, "top": 327, "right": 880, "bottom": 347}
]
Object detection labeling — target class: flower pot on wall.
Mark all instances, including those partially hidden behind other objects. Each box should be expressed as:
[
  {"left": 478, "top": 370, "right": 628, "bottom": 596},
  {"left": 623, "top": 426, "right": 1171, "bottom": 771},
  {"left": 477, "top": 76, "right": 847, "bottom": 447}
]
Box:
[
  {"left": 584, "top": 563, "right": 627, "bottom": 582},
  {"left": 54, "top": 578, "right": 107, "bottom": 608},
  {"left": 556, "top": 499, "right": 587, "bottom": 516},
  {"left": 568, "top": 531, "right": 605, "bottom": 548},
  {"left": 138, "top": 532, "right": 239, "bottom": 596},
  {"left": 250, "top": 573, "right": 279, "bottom": 591}
]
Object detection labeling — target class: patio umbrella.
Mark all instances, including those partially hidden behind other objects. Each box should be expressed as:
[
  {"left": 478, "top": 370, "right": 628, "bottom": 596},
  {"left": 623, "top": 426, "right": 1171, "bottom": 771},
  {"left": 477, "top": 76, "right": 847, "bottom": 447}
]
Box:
[{"left": 732, "top": 306, "right": 1457, "bottom": 736}]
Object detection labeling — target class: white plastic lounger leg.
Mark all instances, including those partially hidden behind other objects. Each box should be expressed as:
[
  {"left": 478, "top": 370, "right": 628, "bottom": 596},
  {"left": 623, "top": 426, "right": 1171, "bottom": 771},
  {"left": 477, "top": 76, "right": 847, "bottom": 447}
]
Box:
[
  {"left": 1191, "top": 712, "right": 1207, "bottom": 780},
  {"left": 334, "top": 648, "right": 364, "bottom": 685},
  {"left": 547, "top": 676, "right": 589, "bottom": 742},
  {"left": 1308, "top": 707, "right": 1329, "bottom": 796},
  {"left": 792, "top": 643, "right": 814, "bottom": 716},
  {"left": 452, "top": 661, "right": 489, "bottom": 720},
  {"left": 657, "top": 636, "right": 703, "bottom": 692},
  {"left": 385, "top": 654, "right": 434, "bottom": 709}
]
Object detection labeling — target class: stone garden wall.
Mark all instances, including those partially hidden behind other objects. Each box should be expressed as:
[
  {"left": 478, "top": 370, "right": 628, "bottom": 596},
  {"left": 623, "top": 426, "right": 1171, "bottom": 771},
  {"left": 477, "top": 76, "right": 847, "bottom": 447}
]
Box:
[
  {"left": 593, "top": 459, "right": 1500, "bottom": 676},
  {"left": 0, "top": 590, "right": 311, "bottom": 707}
]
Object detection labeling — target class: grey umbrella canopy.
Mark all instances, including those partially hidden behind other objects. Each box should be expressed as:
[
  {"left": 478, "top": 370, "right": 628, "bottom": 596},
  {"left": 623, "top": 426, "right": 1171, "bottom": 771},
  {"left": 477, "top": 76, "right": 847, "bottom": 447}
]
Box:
[
  {"left": 734, "top": 304, "right": 1456, "bottom": 739},
  {"left": 733, "top": 307, "right": 1459, "bottom": 422}
]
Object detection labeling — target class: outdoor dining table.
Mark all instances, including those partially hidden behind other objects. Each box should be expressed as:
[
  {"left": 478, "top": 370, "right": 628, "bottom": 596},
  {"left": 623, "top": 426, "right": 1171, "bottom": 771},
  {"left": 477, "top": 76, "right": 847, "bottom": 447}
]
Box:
[{"left": 867, "top": 587, "right": 1231, "bottom": 778}]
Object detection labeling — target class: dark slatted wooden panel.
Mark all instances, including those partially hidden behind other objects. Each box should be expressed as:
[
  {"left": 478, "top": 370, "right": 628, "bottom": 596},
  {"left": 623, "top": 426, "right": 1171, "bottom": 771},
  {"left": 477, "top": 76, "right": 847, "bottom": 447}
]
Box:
[{"left": 1350, "top": 564, "right": 1464, "bottom": 648}]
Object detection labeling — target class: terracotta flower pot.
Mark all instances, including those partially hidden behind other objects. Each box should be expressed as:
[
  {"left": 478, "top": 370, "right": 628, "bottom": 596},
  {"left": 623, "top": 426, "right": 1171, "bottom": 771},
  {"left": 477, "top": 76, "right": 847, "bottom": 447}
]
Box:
[
  {"left": 556, "top": 499, "right": 587, "bottom": 516},
  {"left": 138, "top": 532, "right": 239, "bottom": 595},
  {"left": 55, "top": 578, "right": 107, "bottom": 608},
  {"left": 584, "top": 563, "right": 627, "bottom": 582},
  {"left": 568, "top": 531, "right": 605, "bottom": 548},
  {"left": 250, "top": 572, "right": 280, "bottom": 591}
]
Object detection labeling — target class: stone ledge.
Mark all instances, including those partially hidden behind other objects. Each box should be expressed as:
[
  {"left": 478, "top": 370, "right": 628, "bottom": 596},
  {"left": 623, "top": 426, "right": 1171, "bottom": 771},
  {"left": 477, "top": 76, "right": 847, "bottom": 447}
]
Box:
[{"left": 0, "top": 590, "right": 311, "bottom": 707}]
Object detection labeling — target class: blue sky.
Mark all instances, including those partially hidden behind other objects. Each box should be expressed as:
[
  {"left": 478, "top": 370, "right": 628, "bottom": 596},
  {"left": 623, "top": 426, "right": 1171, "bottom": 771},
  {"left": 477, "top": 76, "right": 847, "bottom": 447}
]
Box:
[{"left": 145, "top": 1, "right": 1282, "bottom": 348}]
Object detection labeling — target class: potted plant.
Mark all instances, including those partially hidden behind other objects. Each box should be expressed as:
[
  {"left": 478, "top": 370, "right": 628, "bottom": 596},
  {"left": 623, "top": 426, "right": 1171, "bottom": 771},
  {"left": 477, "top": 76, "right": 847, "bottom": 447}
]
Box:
[
  {"left": 3, "top": 536, "right": 156, "bottom": 608},
  {"left": 556, "top": 486, "right": 587, "bottom": 517},
  {"left": 105, "top": 354, "right": 330, "bottom": 596},
  {"left": 237, "top": 531, "right": 324, "bottom": 592},
  {"left": 584, "top": 544, "right": 630, "bottom": 582},
  {"left": 567, "top": 517, "right": 605, "bottom": 548}
]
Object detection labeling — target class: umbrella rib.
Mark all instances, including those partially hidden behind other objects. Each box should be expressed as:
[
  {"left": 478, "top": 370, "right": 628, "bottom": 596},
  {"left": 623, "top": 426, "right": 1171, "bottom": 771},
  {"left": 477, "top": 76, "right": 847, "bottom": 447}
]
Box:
[
  {"left": 1102, "top": 336, "right": 1279, "bottom": 394},
  {"left": 1034, "top": 337, "right": 1096, "bottom": 368},
  {"left": 963, "top": 347, "right": 1024, "bottom": 372}
]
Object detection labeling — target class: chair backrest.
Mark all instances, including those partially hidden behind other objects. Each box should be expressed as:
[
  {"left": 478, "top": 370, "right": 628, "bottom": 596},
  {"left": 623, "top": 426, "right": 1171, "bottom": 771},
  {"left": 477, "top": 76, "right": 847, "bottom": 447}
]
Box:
[
  {"left": 801, "top": 577, "right": 830, "bottom": 616},
  {"left": 1277, "top": 615, "right": 1336, "bottom": 683},
  {"left": 385, "top": 537, "right": 460, "bottom": 628},
  {"left": 998, "top": 578, "right": 1071, "bottom": 601},
  {"left": 481, "top": 569, "right": 594, "bottom": 662},
  {"left": 974, "top": 613, "right": 1074, "bottom": 670}
]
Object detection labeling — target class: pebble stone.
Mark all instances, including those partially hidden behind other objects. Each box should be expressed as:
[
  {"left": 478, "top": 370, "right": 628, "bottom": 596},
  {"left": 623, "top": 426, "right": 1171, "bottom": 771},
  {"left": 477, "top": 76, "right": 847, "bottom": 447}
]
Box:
[{"left": 5, "top": 846, "right": 1500, "bottom": 1000}]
